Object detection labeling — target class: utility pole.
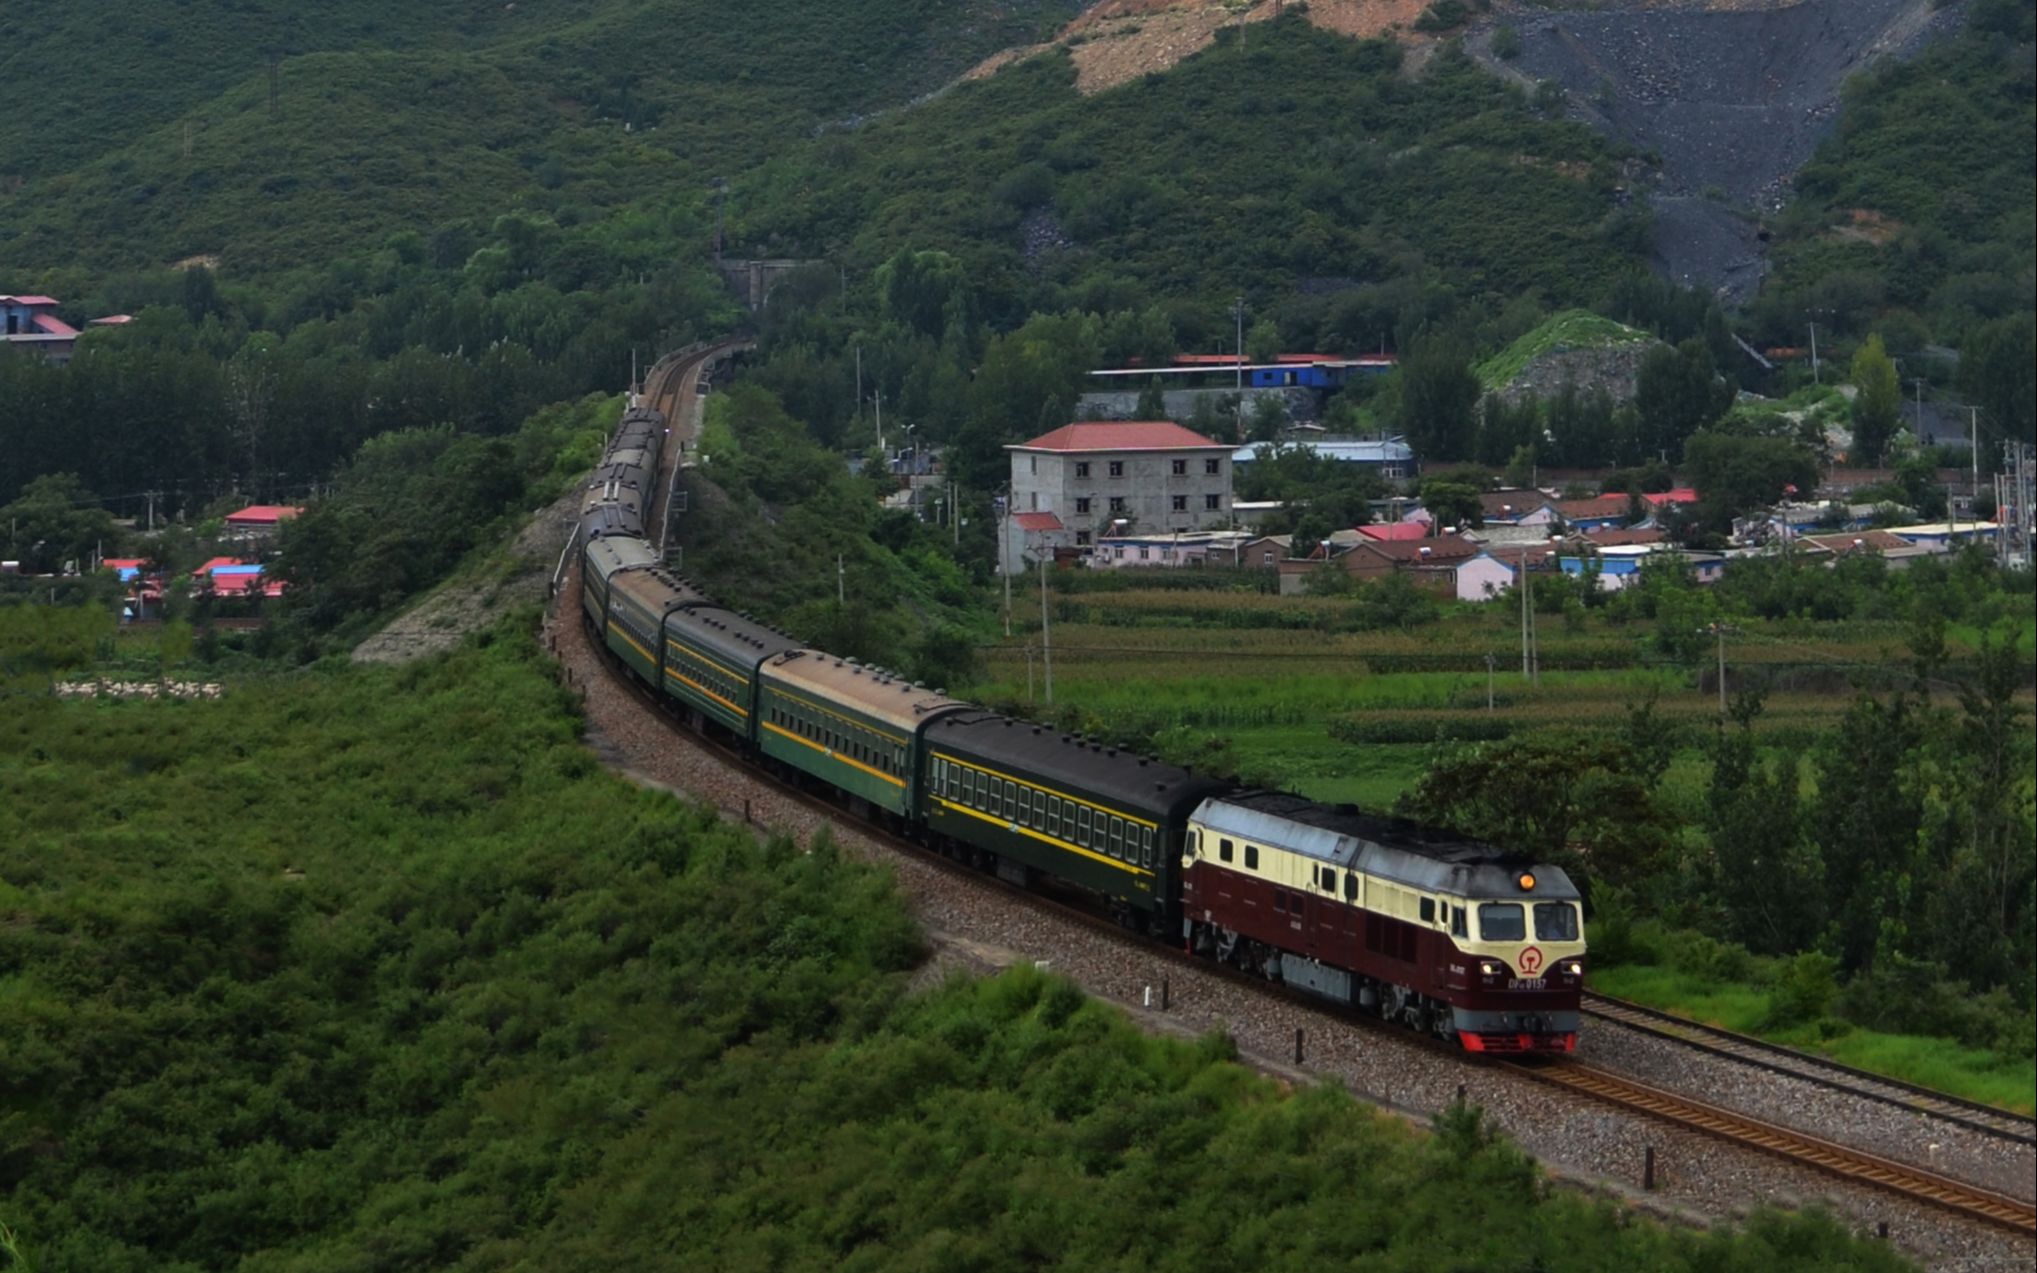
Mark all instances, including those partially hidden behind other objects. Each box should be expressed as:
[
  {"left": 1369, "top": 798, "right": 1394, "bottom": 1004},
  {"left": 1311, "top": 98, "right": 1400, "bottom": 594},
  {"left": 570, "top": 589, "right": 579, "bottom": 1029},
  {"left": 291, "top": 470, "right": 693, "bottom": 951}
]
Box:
[
  {"left": 1519, "top": 546, "right": 1533, "bottom": 680},
  {"left": 1002, "top": 494, "right": 1013, "bottom": 637},
  {"left": 1708, "top": 622, "right": 1734, "bottom": 716},
  {"left": 951, "top": 482, "right": 960, "bottom": 547},
  {"left": 1970, "top": 407, "right": 1980, "bottom": 491},
  {"left": 1913, "top": 378, "right": 1925, "bottom": 437},
  {"left": 1039, "top": 551, "right": 1054, "bottom": 705},
  {"left": 1485, "top": 652, "right": 1496, "bottom": 712},
  {"left": 1233, "top": 296, "right": 1246, "bottom": 443},
  {"left": 855, "top": 344, "right": 863, "bottom": 430},
  {"left": 836, "top": 553, "right": 845, "bottom": 605},
  {"left": 1808, "top": 321, "right": 1820, "bottom": 385}
]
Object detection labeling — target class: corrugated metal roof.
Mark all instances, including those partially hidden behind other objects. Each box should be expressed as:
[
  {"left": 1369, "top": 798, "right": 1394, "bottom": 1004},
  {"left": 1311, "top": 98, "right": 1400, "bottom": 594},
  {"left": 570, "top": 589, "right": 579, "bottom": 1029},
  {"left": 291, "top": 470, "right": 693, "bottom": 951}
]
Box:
[
  {"left": 1233, "top": 439, "right": 1414, "bottom": 464},
  {"left": 1012, "top": 511, "right": 1064, "bottom": 532}
]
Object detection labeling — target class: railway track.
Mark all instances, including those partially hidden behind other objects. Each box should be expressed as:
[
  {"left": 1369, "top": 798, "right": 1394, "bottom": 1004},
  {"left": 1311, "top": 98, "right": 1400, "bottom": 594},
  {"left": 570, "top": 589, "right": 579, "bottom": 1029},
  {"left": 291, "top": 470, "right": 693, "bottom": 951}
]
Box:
[
  {"left": 564, "top": 350, "right": 2035, "bottom": 1246},
  {"left": 1508, "top": 1058, "right": 2037, "bottom": 1236},
  {"left": 1584, "top": 992, "right": 2037, "bottom": 1147},
  {"left": 585, "top": 609, "right": 2037, "bottom": 1241}
]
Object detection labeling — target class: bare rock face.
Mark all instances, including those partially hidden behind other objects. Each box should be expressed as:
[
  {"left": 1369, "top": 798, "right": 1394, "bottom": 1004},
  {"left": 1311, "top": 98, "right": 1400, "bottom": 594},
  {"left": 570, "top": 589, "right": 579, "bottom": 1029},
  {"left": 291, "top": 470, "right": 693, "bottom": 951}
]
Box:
[
  {"left": 1476, "top": 0, "right": 1965, "bottom": 301},
  {"left": 1493, "top": 341, "right": 1662, "bottom": 407}
]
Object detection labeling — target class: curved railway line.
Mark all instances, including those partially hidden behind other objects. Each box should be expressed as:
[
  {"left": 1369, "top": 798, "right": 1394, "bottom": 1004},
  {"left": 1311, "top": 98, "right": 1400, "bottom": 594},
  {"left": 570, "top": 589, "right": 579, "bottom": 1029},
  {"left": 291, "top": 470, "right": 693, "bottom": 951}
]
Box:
[
  {"left": 1584, "top": 993, "right": 2037, "bottom": 1147},
  {"left": 560, "top": 343, "right": 2036, "bottom": 1247}
]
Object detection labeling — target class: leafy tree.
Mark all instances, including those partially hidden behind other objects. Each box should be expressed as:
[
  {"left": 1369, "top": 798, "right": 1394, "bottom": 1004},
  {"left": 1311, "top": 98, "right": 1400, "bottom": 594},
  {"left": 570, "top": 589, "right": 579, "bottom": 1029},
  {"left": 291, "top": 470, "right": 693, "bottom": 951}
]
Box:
[
  {"left": 1813, "top": 692, "right": 1929, "bottom": 973},
  {"left": 1415, "top": 479, "right": 1483, "bottom": 530},
  {"left": 1959, "top": 313, "right": 2035, "bottom": 449},
  {"left": 1135, "top": 376, "right": 1168, "bottom": 422},
  {"left": 1245, "top": 318, "right": 1282, "bottom": 364},
  {"left": 1706, "top": 694, "right": 1825, "bottom": 955},
  {"left": 1396, "top": 336, "right": 1480, "bottom": 462},
  {"left": 0, "top": 473, "right": 120, "bottom": 574},
  {"left": 1398, "top": 732, "right": 1670, "bottom": 891},
  {"left": 1633, "top": 338, "right": 1733, "bottom": 463},
  {"left": 1849, "top": 333, "right": 1901, "bottom": 466},
  {"left": 1682, "top": 431, "right": 1818, "bottom": 532}
]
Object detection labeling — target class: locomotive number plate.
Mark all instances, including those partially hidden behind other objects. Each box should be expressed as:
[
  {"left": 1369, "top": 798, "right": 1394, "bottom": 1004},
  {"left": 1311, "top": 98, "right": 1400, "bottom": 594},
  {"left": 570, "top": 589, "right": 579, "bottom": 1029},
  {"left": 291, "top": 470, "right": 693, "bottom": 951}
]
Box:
[{"left": 1510, "top": 977, "right": 1546, "bottom": 991}]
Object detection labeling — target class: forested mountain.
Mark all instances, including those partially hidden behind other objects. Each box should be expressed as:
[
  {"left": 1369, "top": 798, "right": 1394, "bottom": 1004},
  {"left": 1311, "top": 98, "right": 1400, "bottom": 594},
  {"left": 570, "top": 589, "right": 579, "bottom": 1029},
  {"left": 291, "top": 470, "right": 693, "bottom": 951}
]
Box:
[{"left": 0, "top": 0, "right": 1088, "bottom": 278}]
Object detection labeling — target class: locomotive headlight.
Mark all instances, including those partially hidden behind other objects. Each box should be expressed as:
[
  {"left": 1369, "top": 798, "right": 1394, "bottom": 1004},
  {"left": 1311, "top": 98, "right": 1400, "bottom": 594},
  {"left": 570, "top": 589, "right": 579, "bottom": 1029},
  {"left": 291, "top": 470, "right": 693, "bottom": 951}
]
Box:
[
  {"left": 1563, "top": 961, "right": 1583, "bottom": 976},
  {"left": 1479, "top": 960, "right": 1499, "bottom": 976}
]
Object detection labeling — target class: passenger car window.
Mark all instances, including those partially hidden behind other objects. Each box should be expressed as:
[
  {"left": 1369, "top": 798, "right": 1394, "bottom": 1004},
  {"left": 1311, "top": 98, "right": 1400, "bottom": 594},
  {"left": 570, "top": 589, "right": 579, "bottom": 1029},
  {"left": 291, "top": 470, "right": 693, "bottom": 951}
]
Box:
[
  {"left": 1534, "top": 902, "right": 1579, "bottom": 941},
  {"left": 1478, "top": 903, "right": 1525, "bottom": 942}
]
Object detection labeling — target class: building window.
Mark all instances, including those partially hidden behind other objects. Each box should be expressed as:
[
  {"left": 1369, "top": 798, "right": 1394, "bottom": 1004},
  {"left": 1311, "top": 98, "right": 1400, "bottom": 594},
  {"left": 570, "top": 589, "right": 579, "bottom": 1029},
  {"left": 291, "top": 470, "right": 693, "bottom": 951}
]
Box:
[
  {"left": 1076, "top": 531, "right": 1091, "bottom": 546},
  {"left": 1075, "top": 462, "right": 1090, "bottom": 478},
  {"left": 1109, "top": 496, "right": 1126, "bottom": 513},
  {"left": 1029, "top": 492, "right": 1038, "bottom": 510},
  {"left": 1076, "top": 497, "right": 1091, "bottom": 514},
  {"left": 1171, "top": 459, "right": 1187, "bottom": 476},
  {"left": 1205, "top": 494, "right": 1221, "bottom": 511},
  {"left": 1172, "top": 495, "right": 1187, "bottom": 512},
  {"left": 1029, "top": 456, "right": 1037, "bottom": 474},
  {"left": 1108, "top": 461, "right": 1124, "bottom": 478},
  {"left": 1205, "top": 459, "right": 1221, "bottom": 475},
  {"left": 1138, "top": 547, "right": 1149, "bottom": 560}
]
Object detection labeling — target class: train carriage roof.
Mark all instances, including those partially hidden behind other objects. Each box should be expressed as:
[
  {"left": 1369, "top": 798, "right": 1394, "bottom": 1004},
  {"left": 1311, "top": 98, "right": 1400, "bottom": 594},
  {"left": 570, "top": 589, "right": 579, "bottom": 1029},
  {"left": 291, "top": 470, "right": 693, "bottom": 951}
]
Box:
[
  {"left": 926, "top": 712, "right": 1231, "bottom": 823},
  {"left": 584, "top": 536, "right": 660, "bottom": 582},
  {"left": 761, "top": 650, "right": 967, "bottom": 736},
  {"left": 608, "top": 564, "right": 707, "bottom": 613},
  {"left": 1193, "top": 791, "right": 1580, "bottom": 900},
  {"left": 580, "top": 504, "right": 645, "bottom": 541},
  {"left": 664, "top": 602, "right": 800, "bottom": 673}
]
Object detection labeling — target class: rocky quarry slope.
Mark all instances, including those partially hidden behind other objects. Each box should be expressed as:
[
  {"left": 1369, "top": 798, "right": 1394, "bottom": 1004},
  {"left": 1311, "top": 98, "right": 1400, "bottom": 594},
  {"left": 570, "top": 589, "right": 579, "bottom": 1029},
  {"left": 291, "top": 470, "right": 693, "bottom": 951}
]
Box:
[{"left": 1471, "top": 0, "right": 1965, "bottom": 303}]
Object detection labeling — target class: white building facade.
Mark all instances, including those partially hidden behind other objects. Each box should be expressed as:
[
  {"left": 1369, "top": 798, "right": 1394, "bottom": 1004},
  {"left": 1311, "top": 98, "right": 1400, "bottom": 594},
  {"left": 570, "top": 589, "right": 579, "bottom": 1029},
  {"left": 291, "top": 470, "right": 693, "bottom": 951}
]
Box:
[{"left": 1001, "top": 422, "right": 1234, "bottom": 574}]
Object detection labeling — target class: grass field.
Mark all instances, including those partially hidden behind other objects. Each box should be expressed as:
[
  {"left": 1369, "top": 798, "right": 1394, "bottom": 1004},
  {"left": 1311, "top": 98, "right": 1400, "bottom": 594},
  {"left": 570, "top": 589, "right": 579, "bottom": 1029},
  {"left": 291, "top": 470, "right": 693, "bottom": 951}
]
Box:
[
  {"left": 972, "top": 606, "right": 1966, "bottom": 804},
  {"left": 1591, "top": 965, "right": 2036, "bottom": 1115}
]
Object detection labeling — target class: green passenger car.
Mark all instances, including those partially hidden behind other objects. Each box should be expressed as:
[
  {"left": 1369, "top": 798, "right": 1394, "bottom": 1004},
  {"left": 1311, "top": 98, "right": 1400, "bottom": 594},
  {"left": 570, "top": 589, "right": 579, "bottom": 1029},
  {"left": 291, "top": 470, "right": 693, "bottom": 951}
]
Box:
[
  {"left": 755, "top": 650, "right": 965, "bottom": 817},
  {"left": 660, "top": 603, "right": 798, "bottom": 737}
]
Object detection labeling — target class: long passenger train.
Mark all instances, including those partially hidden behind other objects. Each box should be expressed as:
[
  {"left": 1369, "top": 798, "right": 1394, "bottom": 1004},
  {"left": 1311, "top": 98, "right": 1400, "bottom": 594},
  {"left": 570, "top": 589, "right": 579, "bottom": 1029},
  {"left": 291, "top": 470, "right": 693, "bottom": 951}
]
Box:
[{"left": 578, "top": 399, "right": 1585, "bottom": 1053}]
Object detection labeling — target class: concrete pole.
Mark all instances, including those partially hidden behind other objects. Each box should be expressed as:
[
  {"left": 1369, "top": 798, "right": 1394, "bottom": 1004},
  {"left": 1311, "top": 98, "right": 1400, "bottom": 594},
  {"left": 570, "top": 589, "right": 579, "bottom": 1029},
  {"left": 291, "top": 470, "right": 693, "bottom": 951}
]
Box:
[{"left": 1040, "top": 553, "right": 1054, "bottom": 705}]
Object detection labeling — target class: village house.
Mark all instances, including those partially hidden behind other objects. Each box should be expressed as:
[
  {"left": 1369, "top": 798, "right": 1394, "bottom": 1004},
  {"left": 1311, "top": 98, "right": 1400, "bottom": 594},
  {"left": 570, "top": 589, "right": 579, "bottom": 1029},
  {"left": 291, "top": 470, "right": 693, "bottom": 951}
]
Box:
[
  {"left": 1275, "top": 534, "right": 1478, "bottom": 596},
  {"left": 1001, "top": 421, "right": 1234, "bottom": 573},
  {"left": 1, "top": 294, "right": 81, "bottom": 364}
]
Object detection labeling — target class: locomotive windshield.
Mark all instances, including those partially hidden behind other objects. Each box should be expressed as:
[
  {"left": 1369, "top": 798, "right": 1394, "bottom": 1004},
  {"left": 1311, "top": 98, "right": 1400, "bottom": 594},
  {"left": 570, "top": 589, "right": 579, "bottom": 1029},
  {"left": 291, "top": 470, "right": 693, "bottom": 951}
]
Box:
[
  {"left": 1477, "top": 903, "right": 1525, "bottom": 941},
  {"left": 1534, "top": 902, "right": 1580, "bottom": 941}
]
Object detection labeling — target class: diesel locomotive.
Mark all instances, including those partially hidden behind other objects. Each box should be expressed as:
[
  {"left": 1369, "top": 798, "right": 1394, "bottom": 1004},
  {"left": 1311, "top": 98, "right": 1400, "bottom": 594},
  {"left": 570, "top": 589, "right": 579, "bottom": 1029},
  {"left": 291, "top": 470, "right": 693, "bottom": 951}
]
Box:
[{"left": 577, "top": 398, "right": 1585, "bottom": 1053}]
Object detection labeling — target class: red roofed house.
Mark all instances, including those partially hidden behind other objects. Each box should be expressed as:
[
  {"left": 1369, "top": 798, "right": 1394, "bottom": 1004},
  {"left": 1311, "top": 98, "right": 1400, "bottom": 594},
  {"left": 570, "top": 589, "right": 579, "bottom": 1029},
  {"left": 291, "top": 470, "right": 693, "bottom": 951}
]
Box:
[
  {"left": 1642, "top": 488, "right": 1698, "bottom": 508},
  {"left": 1002, "top": 421, "right": 1232, "bottom": 573},
  {"left": 2, "top": 294, "right": 81, "bottom": 364},
  {"left": 192, "top": 557, "right": 283, "bottom": 599},
  {"left": 223, "top": 504, "right": 304, "bottom": 540},
  {"left": 1356, "top": 522, "right": 1432, "bottom": 543}
]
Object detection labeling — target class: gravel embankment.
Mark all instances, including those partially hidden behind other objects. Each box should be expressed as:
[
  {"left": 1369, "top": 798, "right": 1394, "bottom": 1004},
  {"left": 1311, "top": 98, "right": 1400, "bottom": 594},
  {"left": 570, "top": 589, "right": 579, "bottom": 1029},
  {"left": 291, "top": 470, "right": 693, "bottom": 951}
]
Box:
[
  {"left": 1580, "top": 1019, "right": 2037, "bottom": 1203},
  {"left": 535, "top": 365, "right": 2032, "bottom": 1269},
  {"left": 539, "top": 593, "right": 2033, "bottom": 1271}
]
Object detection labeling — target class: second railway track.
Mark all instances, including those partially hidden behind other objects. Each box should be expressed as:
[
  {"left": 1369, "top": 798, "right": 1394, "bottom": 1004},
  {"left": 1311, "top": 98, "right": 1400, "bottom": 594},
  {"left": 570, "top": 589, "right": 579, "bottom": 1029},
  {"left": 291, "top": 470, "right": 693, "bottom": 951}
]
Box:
[{"left": 1584, "top": 993, "right": 2037, "bottom": 1147}]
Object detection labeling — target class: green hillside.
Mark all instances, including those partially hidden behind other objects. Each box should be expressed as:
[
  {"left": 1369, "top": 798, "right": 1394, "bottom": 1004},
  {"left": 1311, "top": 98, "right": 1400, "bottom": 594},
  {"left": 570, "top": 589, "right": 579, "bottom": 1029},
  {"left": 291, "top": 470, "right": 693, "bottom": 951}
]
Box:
[
  {"left": 0, "top": 0, "right": 1089, "bottom": 278},
  {"left": 733, "top": 20, "right": 1644, "bottom": 319}
]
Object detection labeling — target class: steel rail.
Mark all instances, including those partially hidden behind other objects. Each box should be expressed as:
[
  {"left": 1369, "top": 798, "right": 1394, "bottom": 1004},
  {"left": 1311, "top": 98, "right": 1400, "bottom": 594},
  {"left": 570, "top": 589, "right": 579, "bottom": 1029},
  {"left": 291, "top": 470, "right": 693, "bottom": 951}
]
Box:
[
  {"left": 1583, "top": 992, "right": 2037, "bottom": 1147},
  {"left": 1507, "top": 1059, "right": 2037, "bottom": 1236}
]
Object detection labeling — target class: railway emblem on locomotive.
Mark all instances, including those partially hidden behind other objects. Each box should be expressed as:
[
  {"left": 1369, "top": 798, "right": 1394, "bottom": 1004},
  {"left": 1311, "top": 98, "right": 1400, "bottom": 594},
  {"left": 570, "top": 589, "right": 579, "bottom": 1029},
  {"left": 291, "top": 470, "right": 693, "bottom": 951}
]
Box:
[{"left": 1517, "top": 945, "right": 1544, "bottom": 975}]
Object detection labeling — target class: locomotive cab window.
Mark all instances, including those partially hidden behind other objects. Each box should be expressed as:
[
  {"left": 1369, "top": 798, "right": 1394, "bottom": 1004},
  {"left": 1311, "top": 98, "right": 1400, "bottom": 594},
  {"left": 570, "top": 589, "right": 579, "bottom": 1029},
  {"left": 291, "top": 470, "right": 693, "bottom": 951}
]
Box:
[
  {"left": 1343, "top": 874, "right": 1357, "bottom": 902},
  {"left": 1534, "top": 903, "right": 1579, "bottom": 942},
  {"left": 1451, "top": 906, "right": 1468, "bottom": 939},
  {"left": 1244, "top": 845, "right": 1259, "bottom": 870},
  {"left": 1219, "top": 838, "right": 1234, "bottom": 863},
  {"left": 1319, "top": 867, "right": 1336, "bottom": 893},
  {"left": 1478, "top": 903, "right": 1525, "bottom": 942},
  {"left": 1419, "top": 898, "right": 1435, "bottom": 924}
]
